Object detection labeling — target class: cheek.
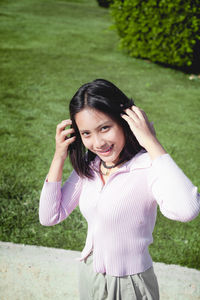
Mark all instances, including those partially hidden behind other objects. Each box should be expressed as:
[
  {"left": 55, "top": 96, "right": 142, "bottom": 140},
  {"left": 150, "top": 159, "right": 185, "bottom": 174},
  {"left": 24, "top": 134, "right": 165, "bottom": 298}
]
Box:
[
  {"left": 111, "top": 127, "right": 124, "bottom": 139},
  {"left": 81, "top": 138, "right": 92, "bottom": 149},
  {"left": 115, "top": 130, "right": 125, "bottom": 149}
]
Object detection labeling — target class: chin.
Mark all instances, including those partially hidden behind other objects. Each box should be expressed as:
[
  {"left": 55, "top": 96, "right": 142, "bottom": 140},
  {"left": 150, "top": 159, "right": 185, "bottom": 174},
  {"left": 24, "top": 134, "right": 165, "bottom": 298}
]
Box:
[{"left": 102, "top": 155, "right": 119, "bottom": 164}]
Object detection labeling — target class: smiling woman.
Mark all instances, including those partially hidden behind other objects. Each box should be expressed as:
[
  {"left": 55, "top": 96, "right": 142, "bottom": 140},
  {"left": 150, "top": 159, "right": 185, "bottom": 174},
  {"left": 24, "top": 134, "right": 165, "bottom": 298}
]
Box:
[
  {"left": 68, "top": 79, "right": 144, "bottom": 179},
  {"left": 75, "top": 108, "right": 126, "bottom": 184},
  {"left": 39, "top": 79, "right": 200, "bottom": 300},
  {"left": 75, "top": 109, "right": 125, "bottom": 164}
]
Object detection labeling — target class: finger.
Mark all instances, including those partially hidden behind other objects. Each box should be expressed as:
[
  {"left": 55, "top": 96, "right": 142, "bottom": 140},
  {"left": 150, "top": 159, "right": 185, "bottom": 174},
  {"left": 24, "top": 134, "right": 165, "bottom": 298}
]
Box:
[
  {"left": 61, "top": 128, "right": 75, "bottom": 138},
  {"left": 56, "top": 119, "right": 72, "bottom": 134},
  {"left": 56, "top": 122, "right": 68, "bottom": 134},
  {"left": 64, "top": 136, "right": 76, "bottom": 146},
  {"left": 57, "top": 129, "right": 75, "bottom": 142},
  {"left": 131, "top": 107, "right": 152, "bottom": 128},
  {"left": 130, "top": 106, "right": 147, "bottom": 120},
  {"left": 121, "top": 113, "right": 135, "bottom": 129},
  {"left": 124, "top": 108, "right": 139, "bottom": 122}
]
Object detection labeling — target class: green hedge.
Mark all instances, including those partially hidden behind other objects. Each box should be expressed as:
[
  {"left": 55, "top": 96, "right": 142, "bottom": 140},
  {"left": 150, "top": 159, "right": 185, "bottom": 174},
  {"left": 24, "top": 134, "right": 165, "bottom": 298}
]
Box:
[
  {"left": 110, "top": 0, "right": 200, "bottom": 70},
  {"left": 96, "top": 0, "right": 113, "bottom": 8}
]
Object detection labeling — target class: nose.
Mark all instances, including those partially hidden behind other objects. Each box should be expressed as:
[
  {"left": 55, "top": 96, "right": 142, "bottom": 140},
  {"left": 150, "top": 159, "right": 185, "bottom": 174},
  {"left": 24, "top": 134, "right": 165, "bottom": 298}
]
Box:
[{"left": 93, "top": 134, "right": 105, "bottom": 149}]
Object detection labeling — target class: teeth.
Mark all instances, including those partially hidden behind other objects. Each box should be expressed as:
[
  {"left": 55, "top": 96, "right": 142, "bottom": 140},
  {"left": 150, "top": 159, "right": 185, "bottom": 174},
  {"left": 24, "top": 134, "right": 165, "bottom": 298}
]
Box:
[{"left": 101, "top": 145, "right": 112, "bottom": 152}]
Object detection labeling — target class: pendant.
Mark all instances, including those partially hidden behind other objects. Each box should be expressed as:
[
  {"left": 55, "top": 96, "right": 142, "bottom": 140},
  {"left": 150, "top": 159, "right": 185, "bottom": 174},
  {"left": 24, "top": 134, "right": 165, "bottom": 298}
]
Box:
[
  {"left": 100, "top": 164, "right": 110, "bottom": 176},
  {"left": 100, "top": 168, "right": 109, "bottom": 176}
]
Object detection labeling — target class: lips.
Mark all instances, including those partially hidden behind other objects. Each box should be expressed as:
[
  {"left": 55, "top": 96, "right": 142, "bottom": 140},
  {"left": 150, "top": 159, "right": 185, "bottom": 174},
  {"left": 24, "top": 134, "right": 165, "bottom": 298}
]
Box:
[{"left": 96, "top": 145, "right": 114, "bottom": 154}]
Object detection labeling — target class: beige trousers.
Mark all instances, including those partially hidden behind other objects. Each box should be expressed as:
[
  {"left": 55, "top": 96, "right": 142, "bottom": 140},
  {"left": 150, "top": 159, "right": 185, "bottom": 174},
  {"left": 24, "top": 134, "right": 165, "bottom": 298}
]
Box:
[{"left": 79, "top": 254, "right": 160, "bottom": 300}]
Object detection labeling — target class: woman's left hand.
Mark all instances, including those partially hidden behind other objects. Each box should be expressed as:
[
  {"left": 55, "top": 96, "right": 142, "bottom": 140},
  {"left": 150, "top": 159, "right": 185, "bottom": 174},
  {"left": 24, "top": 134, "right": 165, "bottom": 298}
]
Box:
[
  {"left": 121, "top": 106, "right": 155, "bottom": 147},
  {"left": 121, "top": 106, "right": 167, "bottom": 159}
]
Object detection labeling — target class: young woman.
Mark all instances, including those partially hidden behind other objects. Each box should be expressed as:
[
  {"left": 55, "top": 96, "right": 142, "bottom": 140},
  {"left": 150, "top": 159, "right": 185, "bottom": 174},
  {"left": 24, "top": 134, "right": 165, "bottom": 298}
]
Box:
[{"left": 39, "top": 79, "right": 200, "bottom": 300}]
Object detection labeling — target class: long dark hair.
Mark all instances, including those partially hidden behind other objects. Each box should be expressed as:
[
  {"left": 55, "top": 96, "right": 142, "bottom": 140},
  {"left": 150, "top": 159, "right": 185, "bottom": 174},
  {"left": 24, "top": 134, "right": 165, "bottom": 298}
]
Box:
[{"left": 68, "top": 79, "right": 143, "bottom": 178}]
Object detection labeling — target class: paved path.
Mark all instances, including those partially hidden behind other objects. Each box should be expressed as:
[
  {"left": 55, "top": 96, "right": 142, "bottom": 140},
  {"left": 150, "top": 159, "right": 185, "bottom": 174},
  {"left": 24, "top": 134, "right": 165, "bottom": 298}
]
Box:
[{"left": 0, "top": 242, "right": 200, "bottom": 299}]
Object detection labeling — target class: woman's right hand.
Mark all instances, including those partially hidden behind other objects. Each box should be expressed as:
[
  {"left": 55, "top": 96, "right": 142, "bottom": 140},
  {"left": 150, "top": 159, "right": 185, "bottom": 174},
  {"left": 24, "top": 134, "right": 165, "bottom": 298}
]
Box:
[{"left": 54, "top": 119, "right": 76, "bottom": 161}]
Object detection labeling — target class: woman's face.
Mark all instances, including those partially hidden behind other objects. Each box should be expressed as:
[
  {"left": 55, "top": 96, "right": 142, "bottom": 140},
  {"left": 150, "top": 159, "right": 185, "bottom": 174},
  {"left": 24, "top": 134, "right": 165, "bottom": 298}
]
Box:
[{"left": 75, "top": 108, "right": 125, "bottom": 166}]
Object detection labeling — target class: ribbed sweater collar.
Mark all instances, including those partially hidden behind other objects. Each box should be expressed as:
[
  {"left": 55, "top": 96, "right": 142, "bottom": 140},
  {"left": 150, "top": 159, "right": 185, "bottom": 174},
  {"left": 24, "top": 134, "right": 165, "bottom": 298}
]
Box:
[{"left": 90, "top": 150, "right": 152, "bottom": 174}]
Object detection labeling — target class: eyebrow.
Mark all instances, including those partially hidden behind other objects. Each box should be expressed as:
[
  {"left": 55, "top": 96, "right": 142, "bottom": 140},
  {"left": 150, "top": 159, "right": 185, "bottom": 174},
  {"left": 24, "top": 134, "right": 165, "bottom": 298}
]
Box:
[{"left": 79, "top": 121, "right": 112, "bottom": 133}]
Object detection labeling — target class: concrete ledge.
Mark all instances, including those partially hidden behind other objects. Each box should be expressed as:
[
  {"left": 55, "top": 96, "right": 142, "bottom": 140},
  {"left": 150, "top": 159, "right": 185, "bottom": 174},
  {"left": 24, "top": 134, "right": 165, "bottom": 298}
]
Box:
[{"left": 0, "top": 242, "right": 200, "bottom": 299}]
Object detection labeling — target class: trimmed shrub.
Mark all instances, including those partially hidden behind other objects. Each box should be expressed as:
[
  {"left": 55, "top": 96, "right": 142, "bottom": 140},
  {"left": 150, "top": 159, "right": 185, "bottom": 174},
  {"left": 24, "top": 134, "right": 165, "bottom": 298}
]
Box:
[
  {"left": 96, "top": 0, "right": 113, "bottom": 8},
  {"left": 110, "top": 0, "right": 200, "bottom": 70}
]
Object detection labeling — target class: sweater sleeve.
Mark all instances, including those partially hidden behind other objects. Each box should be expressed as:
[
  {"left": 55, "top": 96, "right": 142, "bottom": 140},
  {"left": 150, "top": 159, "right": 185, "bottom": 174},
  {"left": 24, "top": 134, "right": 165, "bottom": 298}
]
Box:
[
  {"left": 150, "top": 154, "right": 200, "bottom": 222},
  {"left": 39, "top": 170, "right": 83, "bottom": 226}
]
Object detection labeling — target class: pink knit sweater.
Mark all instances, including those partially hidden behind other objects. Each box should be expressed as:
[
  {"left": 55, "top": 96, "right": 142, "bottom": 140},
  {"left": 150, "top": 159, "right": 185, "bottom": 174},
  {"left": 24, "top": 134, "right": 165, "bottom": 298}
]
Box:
[{"left": 39, "top": 151, "right": 200, "bottom": 276}]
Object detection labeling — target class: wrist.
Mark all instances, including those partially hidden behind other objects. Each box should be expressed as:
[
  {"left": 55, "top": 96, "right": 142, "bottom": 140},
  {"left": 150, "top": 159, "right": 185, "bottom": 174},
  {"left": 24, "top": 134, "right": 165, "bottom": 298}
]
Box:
[
  {"left": 144, "top": 137, "right": 167, "bottom": 160},
  {"left": 47, "top": 154, "right": 65, "bottom": 182},
  {"left": 53, "top": 152, "right": 66, "bottom": 164}
]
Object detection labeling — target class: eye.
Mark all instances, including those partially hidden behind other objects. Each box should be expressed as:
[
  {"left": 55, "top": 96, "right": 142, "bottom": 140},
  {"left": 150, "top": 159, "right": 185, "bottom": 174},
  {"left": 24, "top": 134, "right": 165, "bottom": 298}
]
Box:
[
  {"left": 81, "top": 131, "right": 90, "bottom": 137},
  {"left": 101, "top": 126, "right": 110, "bottom": 132}
]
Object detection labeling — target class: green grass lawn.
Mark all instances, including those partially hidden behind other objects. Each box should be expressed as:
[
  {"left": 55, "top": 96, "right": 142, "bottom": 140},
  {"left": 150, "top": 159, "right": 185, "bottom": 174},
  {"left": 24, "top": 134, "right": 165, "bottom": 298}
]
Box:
[{"left": 0, "top": 0, "right": 200, "bottom": 269}]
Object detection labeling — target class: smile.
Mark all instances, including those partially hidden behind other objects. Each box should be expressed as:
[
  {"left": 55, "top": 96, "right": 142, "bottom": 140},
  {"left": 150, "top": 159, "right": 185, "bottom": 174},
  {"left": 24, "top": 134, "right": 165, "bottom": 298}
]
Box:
[{"left": 96, "top": 145, "right": 114, "bottom": 154}]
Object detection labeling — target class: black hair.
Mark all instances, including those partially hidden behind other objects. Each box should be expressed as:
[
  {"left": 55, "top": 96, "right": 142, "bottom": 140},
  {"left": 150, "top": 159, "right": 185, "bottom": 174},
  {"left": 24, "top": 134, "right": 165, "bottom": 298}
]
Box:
[{"left": 68, "top": 79, "right": 143, "bottom": 178}]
